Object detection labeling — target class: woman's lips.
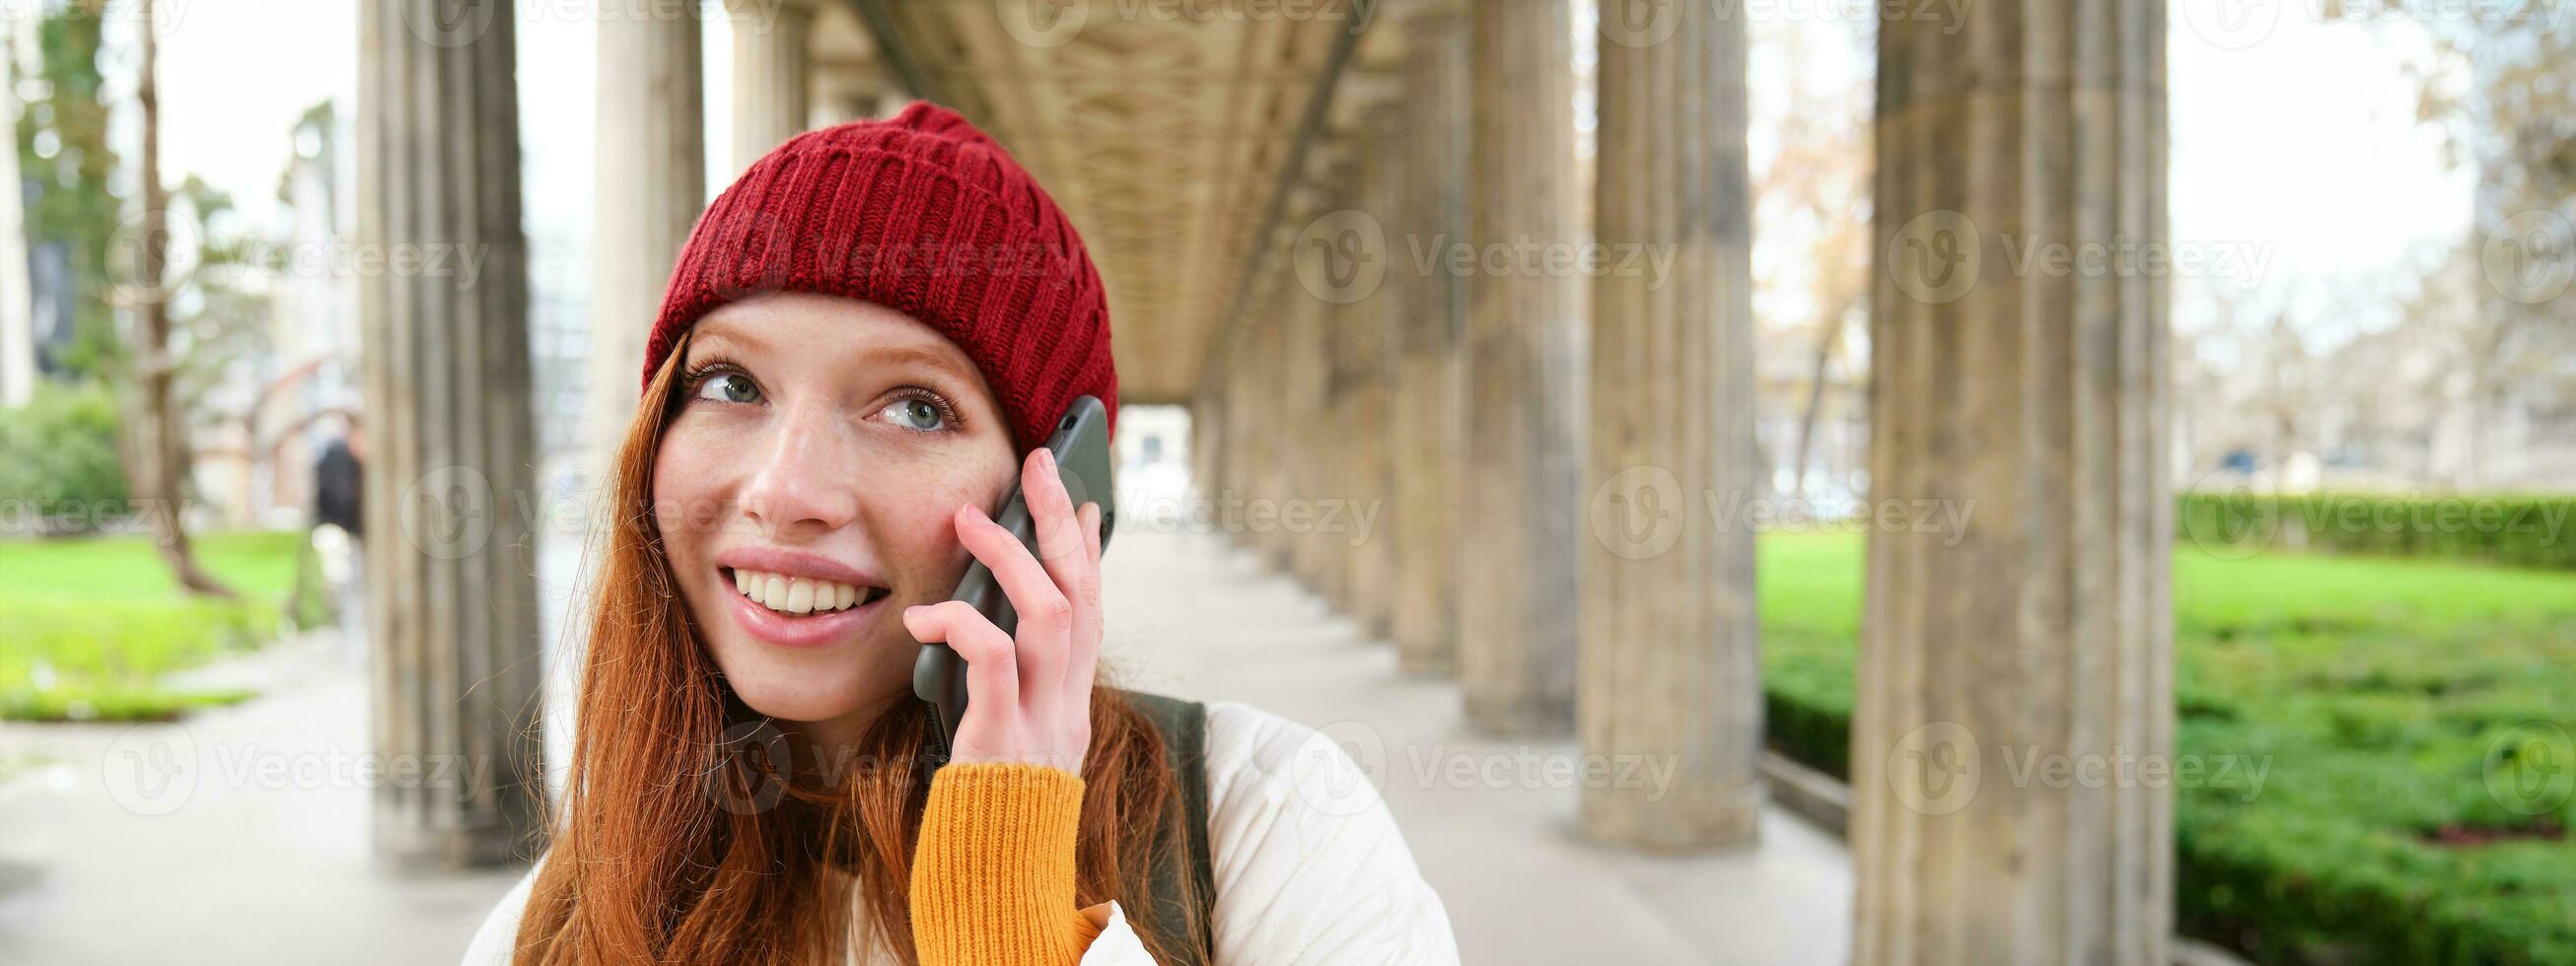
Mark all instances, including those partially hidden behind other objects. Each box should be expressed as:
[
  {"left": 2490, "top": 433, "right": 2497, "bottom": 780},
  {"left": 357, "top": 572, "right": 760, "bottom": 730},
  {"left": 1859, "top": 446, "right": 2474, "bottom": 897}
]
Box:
[{"left": 722, "top": 571, "right": 892, "bottom": 649}]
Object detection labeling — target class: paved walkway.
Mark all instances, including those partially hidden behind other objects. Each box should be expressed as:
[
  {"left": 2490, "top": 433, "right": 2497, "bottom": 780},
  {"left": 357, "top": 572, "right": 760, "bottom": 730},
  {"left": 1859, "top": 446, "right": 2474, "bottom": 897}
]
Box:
[
  {"left": 0, "top": 634, "right": 524, "bottom": 965},
  {"left": 1101, "top": 527, "right": 1851, "bottom": 966},
  {"left": 0, "top": 524, "right": 1849, "bottom": 964}
]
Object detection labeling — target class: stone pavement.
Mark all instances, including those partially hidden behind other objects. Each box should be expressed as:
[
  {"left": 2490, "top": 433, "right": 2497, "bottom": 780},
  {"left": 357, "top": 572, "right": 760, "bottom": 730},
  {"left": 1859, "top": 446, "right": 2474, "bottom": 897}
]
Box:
[
  {"left": 0, "top": 633, "right": 526, "bottom": 965},
  {"left": 1099, "top": 527, "right": 1851, "bottom": 966},
  {"left": 0, "top": 524, "right": 1850, "bottom": 965}
]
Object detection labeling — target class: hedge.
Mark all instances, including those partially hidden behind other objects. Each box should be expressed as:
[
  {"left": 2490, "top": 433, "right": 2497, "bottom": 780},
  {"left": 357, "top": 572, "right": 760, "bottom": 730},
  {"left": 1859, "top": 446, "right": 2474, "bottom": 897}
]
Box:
[
  {"left": 1759, "top": 532, "right": 2576, "bottom": 966},
  {"left": 2179, "top": 492, "right": 2576, "bottom": 571}
]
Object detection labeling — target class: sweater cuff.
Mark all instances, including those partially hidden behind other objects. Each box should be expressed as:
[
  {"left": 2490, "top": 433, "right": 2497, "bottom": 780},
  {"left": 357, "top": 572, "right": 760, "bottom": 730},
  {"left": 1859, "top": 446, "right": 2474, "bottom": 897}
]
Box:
[{"left": 910, "top": 762, "right": 1093, "bottom": 966}]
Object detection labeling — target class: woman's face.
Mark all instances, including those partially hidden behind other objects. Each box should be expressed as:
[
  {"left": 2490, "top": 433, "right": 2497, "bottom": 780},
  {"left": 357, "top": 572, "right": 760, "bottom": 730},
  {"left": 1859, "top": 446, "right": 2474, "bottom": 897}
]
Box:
[{"left": 651, "top": 293, "right": 1018, "bottom": 741}]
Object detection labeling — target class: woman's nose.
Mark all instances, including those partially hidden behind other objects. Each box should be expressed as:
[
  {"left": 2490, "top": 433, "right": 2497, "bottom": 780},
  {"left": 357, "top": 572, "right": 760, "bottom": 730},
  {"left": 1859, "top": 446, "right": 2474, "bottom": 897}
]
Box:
[{"left": 737, "top": 402, "right": 860, "bottom": 536}]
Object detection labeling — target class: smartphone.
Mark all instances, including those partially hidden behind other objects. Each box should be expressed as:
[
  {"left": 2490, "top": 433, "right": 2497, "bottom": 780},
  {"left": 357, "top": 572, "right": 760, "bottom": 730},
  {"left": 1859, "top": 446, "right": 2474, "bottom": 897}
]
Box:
[{"left": 912, "top": 394, "right": 1116, "bottom": 762}]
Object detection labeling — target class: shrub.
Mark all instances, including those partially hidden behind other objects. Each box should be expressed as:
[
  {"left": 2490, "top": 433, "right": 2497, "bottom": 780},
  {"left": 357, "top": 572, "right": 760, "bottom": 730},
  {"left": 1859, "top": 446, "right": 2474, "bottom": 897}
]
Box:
[
  {"left": 0, "top": 380, "right": 129, "bottom": 534},
  {"left": 2179, "top": 492, "right": 2576, "bottom": 572}
]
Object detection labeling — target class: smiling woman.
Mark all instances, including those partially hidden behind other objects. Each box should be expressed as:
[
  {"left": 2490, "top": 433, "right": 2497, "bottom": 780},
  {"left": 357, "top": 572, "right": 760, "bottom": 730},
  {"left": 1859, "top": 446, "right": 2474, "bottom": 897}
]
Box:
[{"left": 460, "top": 103, "right": 1459, "bottom": 966}]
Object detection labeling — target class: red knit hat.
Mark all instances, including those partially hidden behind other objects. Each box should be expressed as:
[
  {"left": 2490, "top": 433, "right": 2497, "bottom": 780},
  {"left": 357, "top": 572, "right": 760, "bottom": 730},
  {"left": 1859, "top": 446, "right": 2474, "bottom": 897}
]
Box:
[{"left": 641, "top": 101, "right": 1117, "bottom": 454}]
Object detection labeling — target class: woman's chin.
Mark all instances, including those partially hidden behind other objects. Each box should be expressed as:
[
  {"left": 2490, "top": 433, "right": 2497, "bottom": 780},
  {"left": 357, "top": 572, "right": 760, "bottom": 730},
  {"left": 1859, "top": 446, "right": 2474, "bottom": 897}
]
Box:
[{"left": 708, "top": 639, "right": 911, "bottom": 727}]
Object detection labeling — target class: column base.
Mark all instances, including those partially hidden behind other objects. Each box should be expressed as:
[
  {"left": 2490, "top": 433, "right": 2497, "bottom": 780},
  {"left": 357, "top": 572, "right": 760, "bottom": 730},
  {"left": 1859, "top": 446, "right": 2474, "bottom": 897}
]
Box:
[
  {"left": 1396, "top": 641, "right": 1456, "bottom": 678},
  {"left": 1464, "top": 693, "right": 1574, "bottom": 737},
  {"left": 1578, "top": 778, "right": 1765, "bottom": 853},
  {"left": 374, "top": 811, "right": 540, "bottom": 872}
]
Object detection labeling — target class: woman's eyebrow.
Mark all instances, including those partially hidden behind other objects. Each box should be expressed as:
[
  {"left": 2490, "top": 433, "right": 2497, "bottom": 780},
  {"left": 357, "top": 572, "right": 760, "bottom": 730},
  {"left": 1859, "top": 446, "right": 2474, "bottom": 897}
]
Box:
[
  {"left": 683, "top": 325, "right": 762, "bottom": 362},
  {"left": 868, "top": 343, "right": 976, "bottom": 385}
]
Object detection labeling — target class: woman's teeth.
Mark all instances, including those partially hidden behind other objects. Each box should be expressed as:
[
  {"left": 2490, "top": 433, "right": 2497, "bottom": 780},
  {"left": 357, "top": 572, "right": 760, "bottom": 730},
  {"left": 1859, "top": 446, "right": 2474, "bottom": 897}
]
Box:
[{"left": 732, "top": 570, "right": 871, "bottom": 615}]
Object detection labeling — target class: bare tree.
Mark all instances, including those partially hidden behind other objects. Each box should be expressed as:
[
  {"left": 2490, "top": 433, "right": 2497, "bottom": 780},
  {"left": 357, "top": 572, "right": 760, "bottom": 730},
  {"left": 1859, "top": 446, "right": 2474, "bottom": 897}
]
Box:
[
  {"left": 1754, "top": 19, "right": 1871, "bottom": 499},
  {"left": 119, "top": 2, "right": 232, "bottom": 597}
]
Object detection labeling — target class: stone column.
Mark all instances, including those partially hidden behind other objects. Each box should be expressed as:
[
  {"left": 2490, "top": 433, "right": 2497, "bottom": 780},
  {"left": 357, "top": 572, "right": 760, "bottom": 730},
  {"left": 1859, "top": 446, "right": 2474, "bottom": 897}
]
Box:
[
  {"left": 355, "top": 0, "right": 543, "bottom": 868},
  {"left": 1345, "top": 104, "right": 1402, "bottom": 640},
  {"left": 1852, "top": 3, "right": 2173, "bottom": 963},
  {"left": 728, "top": 0, "right": 814, "bottom": 174},
  {"left": 1283, "top": 165, "right": 1343, "bottom": 591},
  {"left": 1234, "top": 225, "right": 1295, "bottom": 560},
  {"left": 1387, "top": 0, "right": 1467, "bottom": 675},
  {"left": 1459, "top": 0, "right": 1583, "bottom": 734},
  {"left": 1315, "top": 115, "right": 1395, "bottom": 635},
  {"left": 1579, "top": 0, "right": 1763, "bottom": 851},
  {"left": 1252, "top": 238, "right": 1299, "bottom": 569},
  {"left": 1190, "top": 380, "right": 1223, "bottom": 508},
  {"left": 584, "top": 0, "right": 704, "bottom": 461}
]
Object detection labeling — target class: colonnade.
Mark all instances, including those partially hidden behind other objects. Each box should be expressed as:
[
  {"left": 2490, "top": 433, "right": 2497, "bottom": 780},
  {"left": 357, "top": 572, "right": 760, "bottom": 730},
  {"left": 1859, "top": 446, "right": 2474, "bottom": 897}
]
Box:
[{"left": 359, "top": 2, "right": 2176, "bottom": 958}]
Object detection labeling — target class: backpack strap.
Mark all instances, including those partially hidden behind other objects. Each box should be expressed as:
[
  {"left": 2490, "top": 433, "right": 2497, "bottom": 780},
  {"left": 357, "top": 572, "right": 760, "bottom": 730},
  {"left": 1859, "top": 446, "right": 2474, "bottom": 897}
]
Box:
[{"left": 1112, "top": 688, "right": 1217, "bottom": 966}]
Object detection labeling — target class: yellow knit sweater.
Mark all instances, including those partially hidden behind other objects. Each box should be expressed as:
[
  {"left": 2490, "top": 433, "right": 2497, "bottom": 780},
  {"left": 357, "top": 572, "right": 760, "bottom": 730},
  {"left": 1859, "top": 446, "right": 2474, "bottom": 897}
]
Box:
[{"left": 909, "top": 763, "right": 1108, "bottom": 966}]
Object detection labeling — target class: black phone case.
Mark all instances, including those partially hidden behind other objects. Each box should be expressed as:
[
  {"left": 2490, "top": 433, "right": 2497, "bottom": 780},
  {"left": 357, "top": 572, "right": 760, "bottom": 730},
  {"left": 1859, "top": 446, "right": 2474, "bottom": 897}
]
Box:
[{"left": 911, "top": 394, "right": 1116, "bottom": 763}]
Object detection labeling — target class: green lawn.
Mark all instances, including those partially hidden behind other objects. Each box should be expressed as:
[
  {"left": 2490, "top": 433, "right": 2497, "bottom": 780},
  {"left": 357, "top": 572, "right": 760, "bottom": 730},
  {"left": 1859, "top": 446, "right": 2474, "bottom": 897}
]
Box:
[
  {"left": 1759, "top": 532, "right": 2576, "bottom": 966},
  {"left": 0, "top": 530, "right": 322, "bottom": 722}
]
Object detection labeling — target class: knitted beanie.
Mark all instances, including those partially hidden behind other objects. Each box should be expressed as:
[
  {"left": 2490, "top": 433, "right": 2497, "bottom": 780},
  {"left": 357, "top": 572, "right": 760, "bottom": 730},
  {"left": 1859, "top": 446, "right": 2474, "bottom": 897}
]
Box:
[{"left": 641, "top": 101, "right": 1117, "bottom": 454}]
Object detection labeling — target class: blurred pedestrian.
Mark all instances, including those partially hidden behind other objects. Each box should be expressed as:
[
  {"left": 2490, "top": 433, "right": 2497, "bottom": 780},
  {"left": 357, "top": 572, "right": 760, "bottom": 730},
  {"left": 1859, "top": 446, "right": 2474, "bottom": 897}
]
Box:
[{"left": 313, "top": 421, "right": 365, "bottom": 664}]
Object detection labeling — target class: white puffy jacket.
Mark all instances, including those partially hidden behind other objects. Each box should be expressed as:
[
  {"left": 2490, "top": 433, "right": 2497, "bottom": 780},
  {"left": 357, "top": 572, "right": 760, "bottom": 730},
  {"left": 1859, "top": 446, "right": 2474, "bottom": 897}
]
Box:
[{"left": 462, "top": 700, "right": 1463, "bottom": 965}]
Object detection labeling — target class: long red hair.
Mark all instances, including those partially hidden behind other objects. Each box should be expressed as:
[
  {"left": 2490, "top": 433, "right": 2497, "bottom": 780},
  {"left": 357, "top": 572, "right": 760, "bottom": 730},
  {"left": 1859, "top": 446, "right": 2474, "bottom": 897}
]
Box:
[{"left": 510, "top": 332, "right": 1200, "bottom": 964}]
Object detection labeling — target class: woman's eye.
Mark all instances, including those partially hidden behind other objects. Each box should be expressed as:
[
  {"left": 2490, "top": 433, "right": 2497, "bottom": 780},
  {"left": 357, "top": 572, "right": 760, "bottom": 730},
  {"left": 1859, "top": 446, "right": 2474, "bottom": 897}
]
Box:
[
  {"left": 693, "top": 373, "right": 760, "bottom": 404},
  {"left": 880, "top": 396, "right": 951, "bottom": 432}
]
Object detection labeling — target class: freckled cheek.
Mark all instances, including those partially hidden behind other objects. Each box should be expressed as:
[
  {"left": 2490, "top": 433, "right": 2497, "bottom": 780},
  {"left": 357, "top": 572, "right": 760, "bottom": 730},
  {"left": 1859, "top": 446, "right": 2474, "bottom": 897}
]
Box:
[
  {"left": 650, "top": 424, "right": 740, "bottom": 576},
  {"left": 869, "top": 459, "right": 1007, "bottom": 598}
]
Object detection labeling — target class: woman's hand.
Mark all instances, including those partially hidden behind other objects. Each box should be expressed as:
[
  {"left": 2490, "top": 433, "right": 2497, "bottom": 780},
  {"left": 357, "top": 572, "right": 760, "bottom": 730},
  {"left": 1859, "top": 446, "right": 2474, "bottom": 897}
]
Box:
[{"left": 901, "top": 447, "right": 1106, "bottom": 775}]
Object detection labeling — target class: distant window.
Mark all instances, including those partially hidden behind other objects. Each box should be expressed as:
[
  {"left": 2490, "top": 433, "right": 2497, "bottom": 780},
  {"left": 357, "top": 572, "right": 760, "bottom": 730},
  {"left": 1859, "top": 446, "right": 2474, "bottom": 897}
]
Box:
[{"left": 1142, "top": 435, "right": 1164, "bottom": 462}]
